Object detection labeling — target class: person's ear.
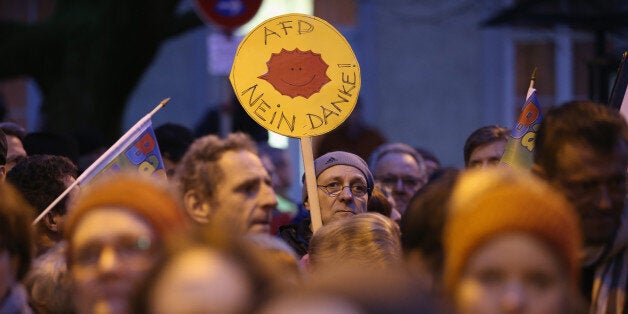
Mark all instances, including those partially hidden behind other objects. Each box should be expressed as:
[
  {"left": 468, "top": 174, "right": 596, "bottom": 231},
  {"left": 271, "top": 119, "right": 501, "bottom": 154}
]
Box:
[
  {"left": 183, "top": 190, "right": 211, "bottom": 224},
  {"left": 44, "top": 213, "right": 61, "bottom": 233}
]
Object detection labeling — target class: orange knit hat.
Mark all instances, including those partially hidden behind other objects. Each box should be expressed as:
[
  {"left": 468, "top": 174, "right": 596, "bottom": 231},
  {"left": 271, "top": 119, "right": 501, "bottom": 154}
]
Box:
[
  {"left": 443, "top": 168, "right": 582, "bottom": 293},
  {"left": 65, "top": 172, "right": 188, "bottom": 255}
]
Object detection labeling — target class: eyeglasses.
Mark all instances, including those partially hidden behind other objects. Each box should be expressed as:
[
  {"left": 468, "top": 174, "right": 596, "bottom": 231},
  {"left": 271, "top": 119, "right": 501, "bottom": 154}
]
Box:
[
  {"left": 317, "top": 182, "right": 370, "bottom": 197},
  {"left": 378, "top": 175, "right": 426, "bottom": 190}
]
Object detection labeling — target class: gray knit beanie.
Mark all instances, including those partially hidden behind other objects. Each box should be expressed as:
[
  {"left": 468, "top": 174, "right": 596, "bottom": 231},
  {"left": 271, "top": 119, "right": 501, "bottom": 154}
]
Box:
[{"left": 302, "top": 151, "right": 374, "bottom": 202}]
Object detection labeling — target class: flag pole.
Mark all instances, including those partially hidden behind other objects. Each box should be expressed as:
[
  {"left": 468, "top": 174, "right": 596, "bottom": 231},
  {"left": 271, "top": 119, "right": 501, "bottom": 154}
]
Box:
[
  {"left": 608, "top": 51, "right": 628, "bottom": 110},
  {"left": 526, "top": 67, "right": 537, "bottom": 99},
  {"left": 75, "top": 97, "right": 169, "bottom": 185},
  {"left": 500, "top": 68, "right": 541, "bottom": 170},
  {"left": 32, "top": 98, "right": 170, "bottom": 225}
]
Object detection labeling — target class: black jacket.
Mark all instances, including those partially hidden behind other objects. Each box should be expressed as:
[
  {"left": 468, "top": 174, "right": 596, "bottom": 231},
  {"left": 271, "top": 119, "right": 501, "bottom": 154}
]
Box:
[{"left": 278, "top": 218, "right": 312, "bottom": 258}]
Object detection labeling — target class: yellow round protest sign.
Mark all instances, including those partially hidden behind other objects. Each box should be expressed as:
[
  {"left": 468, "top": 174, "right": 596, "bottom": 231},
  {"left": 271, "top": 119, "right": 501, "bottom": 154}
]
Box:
[{"left": 230, "top": 13, "right": 361, "bottom": 138}]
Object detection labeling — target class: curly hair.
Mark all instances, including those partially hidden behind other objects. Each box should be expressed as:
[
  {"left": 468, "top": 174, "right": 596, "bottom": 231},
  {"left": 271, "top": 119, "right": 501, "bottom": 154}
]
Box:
[
  {"left": 176, "top": 132, "right": 257, "bottom": 201},
  {"left": 7, "top": 155, "right": 77, "bottom": 216}
]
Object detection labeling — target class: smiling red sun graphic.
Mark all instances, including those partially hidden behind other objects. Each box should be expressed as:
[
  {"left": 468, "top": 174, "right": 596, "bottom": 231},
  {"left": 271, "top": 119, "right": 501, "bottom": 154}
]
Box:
[{"left": 258, "top": 48, "right": 331, "bottom": 99}]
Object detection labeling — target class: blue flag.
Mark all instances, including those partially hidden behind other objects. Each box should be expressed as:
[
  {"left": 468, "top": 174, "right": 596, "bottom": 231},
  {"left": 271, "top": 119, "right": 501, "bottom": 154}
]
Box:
[
  {"left": 500, "top": 90, "right": 543, "bottom": 169},
  {"left": 78, "top": 120, "right": 166, "bottom": 184}
]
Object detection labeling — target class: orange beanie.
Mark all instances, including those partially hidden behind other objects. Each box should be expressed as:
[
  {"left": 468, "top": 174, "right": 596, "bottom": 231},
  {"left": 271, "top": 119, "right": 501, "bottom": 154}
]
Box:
[
  {"left": 65, "top": 172, "right": 188, "bottom": 250},
  {"left": 443, "top": 169, "right": 582, "bottom": 293}
]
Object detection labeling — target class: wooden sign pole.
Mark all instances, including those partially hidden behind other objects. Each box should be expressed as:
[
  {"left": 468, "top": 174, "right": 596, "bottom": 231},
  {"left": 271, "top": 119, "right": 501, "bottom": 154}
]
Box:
[{"left": 300, "top": 136, "right": 322, "bottom": 233}]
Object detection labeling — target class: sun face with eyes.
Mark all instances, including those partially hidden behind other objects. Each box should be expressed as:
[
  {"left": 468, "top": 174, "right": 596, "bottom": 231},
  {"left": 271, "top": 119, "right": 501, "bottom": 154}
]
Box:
[
  {"left": 230, "top": 13, "right": 361, "bottom": 137},
  {"left": 258, "top": 48, "right": 331, "bottom": 99}
]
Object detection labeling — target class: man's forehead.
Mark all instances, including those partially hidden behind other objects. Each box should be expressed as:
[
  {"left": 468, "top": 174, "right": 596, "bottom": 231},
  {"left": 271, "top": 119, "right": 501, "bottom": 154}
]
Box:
[
  {"left": 375, "top": 152, "right": 421, "bottom": 173},
  {"left": 72, "top": 208, "right": 153, "bottom": 243},
  {"left": 216, "top": 150, "right": 268, "bottom": 178},
  {"left": 317, "top": 164, "right": 366, "bottom": 181},
  {"left": 218, "top": 149, "right": 261, "bottom": 163},
  {"left": 473, "top": 140, "right": 507, "bottom": 154},
  {"left": 377, "top": 151, "right": 417, "bottom": 164},
  {"left": 555, "top": 141, "right": 628, "bottom": 179}
]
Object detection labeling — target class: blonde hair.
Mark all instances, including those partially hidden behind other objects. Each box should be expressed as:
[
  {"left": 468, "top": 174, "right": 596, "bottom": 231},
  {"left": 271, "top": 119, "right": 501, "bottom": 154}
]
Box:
[{"left": 308, "top": 213, "right": 402, "bottom": 272}]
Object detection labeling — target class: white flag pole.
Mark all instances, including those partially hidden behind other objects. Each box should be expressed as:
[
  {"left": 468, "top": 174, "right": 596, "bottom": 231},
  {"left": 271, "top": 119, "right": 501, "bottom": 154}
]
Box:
[
  {"left": 32, "top": 98, "right": 170, "bottom": 225},
  {"left": 526, "top": 67, "right": 537, "bottom": 99}
]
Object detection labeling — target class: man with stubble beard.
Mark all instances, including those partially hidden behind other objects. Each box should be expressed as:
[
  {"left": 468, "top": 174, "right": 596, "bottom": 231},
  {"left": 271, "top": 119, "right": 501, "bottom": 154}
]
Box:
[
  {"left": 177, "top": 132, "right": 278, "bottom": 234},
  {"left": 533, "top": 101, "right": 628, "bottom": 313}
]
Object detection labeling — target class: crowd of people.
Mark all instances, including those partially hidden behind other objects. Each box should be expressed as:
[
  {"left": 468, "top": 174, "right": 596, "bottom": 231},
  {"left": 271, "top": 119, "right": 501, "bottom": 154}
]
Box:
[{"left": 0, "top": 99, "right": 626, "bottom": 313}]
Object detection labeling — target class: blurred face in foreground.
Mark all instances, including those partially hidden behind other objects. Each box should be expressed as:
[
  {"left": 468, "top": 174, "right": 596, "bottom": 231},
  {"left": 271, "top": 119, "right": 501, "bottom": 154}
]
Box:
[
  {"left": 455, "top": 233, "right": 569, "bottom": 314},
  {"left": 148, "top": 247, "right": 252, "bottom": 313},
  {"left": 550, "top": 141, "right": 628, "bottom": 247},
  {"left": 0, "top": 249, "right": 16, "bottom": 305},
  {"left": 210, "top": 150, "right": 278, "bottom": 234},
  {"left": 70, "top": 208, "right": 158, "bottom": 314}
]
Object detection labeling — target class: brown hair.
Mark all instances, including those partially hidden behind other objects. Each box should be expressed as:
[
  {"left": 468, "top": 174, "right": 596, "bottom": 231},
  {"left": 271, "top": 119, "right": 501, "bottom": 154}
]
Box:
[
  {"left": 367, "top": 188, "right": 393, "bottom": 217},
  {"left": 534, "top": 101, "right": 628, "bottom": 178},
  {"left": 176, "top": 132, "right": 257, "bottom": 202},
  {"left": 463, "top": 125, "right": 509, "bottom": 166}
]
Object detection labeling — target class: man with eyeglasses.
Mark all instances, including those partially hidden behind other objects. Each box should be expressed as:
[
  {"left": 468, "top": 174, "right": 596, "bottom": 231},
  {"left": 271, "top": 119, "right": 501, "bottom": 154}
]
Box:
[
  {"left": 368, "top": 143, "right": 428, "bottom": 217},
  {"left": 533, "top": 101, "right": 628, "bottom": 313},
  {"left": 279, "top": 151, "right": 374, "bottom": 258}
]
